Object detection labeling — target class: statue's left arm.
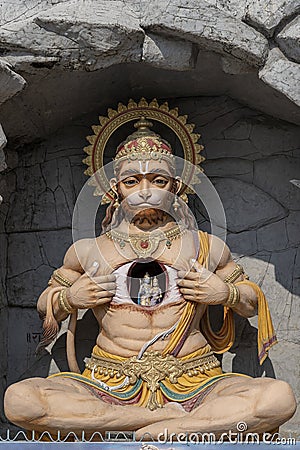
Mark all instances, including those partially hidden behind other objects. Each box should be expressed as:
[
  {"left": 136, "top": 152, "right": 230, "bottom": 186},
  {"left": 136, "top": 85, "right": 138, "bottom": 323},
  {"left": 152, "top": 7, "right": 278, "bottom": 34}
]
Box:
[
  {"left": 208, "top": 234, "right": 257, "bottom": 318},
  {"left": 177, "top": 234, "right": 258, "bottom": 319}
]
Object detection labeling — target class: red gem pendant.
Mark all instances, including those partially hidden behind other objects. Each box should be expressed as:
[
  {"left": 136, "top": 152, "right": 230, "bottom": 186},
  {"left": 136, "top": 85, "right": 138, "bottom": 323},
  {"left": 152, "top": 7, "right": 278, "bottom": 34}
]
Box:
[{"left": 140, "top": 240, "right": 149, "bottom": 249}]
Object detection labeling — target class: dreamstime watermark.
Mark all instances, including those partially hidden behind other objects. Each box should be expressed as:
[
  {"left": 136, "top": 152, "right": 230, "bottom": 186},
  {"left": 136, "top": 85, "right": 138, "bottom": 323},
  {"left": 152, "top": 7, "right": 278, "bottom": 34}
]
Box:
[
  {"left": 154, "top": 422, "right": 297, "bottom": 445},
  {"left": 1, "top": 427, "right": 296, "bottom": 445}
]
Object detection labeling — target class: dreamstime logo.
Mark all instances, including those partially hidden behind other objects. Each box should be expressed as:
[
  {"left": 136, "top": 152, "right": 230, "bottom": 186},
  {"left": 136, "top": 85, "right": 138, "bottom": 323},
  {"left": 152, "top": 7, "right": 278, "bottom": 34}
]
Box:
[
  {"left": 153, "top": 422, "right": 297, "bottom": 445},
  {"left": 72, "top": 155, "right": 227, "bottom": 288},
  {"left": 236, "top": 421, "right": 248, "bottom": 432}
]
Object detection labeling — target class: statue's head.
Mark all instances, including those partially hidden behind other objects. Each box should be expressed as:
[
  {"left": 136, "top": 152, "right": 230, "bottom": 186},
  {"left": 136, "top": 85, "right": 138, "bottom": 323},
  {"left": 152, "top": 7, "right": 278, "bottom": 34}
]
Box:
[
  {"left": 83, "top": 99, "right": 205, "bottom": 233},
  {"left": 105, "top": 118, "right": 182, "bottom": 231},
  {"left": 152, "top": 276, "right": 159, "bottom": 287},
  {"left": 143, "top": 272, "right": 151, "bottom": 284}
]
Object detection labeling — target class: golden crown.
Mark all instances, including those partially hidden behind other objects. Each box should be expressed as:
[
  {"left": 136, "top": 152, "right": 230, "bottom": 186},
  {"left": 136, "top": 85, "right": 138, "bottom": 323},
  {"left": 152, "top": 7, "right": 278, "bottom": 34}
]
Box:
[
  {"left": 114, "top": 117, "right": 175, "bottom": 165},
  {"left": 83, "top": 98, "right": 205, "bottom": 204}
]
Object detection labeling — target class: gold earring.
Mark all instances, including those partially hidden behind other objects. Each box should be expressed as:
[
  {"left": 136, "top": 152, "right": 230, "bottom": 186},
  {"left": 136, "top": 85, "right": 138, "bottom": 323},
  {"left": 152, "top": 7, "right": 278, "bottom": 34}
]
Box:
[
  {"left": 111, "top": 185, "right": 120, "bottom": 209},
  {"left": 113, "top": 197, "right": 120, "bottom": 209},
  {"left": 173, "top": 177, "right": 182, "bottom": 212},
  {"left": 173, "top": 196, "right": 180, "bottom": 212}
]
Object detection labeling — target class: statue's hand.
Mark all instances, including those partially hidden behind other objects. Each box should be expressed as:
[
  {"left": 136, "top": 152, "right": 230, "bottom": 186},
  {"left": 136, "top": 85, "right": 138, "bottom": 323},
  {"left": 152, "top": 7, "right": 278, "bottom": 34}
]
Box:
[
  {"left": 66, "top": 262, "right": 116, "bottom": 310},
  {"left": 177, "top": 260, "right": 229, "bottom": 305}
]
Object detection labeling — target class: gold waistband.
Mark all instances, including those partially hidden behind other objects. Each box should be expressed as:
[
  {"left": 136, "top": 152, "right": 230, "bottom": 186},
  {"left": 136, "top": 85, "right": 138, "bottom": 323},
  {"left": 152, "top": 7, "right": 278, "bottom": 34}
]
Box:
[{"left": 85, "top": 350, "right": 220, "bottom": 385}]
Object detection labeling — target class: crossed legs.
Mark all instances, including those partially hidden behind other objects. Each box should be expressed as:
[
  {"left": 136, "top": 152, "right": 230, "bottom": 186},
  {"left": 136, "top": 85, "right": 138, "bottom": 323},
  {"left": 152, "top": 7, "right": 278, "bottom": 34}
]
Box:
[{"left": 4, "top": 375, "right": 296, "bottom": 438}]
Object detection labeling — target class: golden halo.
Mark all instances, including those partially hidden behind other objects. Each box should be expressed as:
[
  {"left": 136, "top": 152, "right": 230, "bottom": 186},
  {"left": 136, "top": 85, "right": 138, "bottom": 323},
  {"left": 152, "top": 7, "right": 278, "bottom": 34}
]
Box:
[{"left": 83, "top": 98, "right": 205, "bottom": 204}]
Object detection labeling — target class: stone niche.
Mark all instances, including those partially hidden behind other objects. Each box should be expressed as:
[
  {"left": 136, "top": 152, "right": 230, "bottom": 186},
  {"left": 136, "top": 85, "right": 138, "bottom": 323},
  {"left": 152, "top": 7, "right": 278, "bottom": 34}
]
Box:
[{"left": 0, "top": 0, "right": 299, "bottom": 439}]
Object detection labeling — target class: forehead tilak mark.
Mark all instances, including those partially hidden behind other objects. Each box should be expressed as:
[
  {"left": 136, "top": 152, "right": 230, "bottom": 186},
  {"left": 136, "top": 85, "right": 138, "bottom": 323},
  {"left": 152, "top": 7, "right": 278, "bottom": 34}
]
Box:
[{"left": 139, "top": 160, "right": 149, "bottom": 175}]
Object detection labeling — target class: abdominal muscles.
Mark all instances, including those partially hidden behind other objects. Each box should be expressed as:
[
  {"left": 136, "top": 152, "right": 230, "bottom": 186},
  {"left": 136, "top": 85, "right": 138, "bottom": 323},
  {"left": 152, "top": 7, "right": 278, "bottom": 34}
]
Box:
[{"left": 95, "top": 300, "right": 208, "bottom": 358}]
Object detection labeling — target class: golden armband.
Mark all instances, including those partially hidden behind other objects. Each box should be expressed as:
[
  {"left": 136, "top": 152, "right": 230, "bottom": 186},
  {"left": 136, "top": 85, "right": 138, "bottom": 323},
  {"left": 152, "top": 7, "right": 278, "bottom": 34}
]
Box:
[
  {"left": 48, "top": 269, "right": 73, "bottom": 288},
  {"left": 223, "top": 263, "right": 249, "bottom": 284}
]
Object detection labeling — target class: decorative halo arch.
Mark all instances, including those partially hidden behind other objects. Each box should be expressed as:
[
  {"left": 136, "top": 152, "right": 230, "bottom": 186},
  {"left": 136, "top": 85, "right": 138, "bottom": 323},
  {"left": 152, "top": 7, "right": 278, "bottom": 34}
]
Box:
[{"left": 83, "top": 98, "right": 205, "bottom": 204}]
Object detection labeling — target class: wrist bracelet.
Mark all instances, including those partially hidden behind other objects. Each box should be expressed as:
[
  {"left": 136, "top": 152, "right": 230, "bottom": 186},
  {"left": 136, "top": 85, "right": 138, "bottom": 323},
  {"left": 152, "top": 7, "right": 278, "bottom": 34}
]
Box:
[
  {"left": 58, "top": 288, "right": 75, "bottom": 314},
  {"left": 224, "top": 283, "right": 240, "bottom": 308}
]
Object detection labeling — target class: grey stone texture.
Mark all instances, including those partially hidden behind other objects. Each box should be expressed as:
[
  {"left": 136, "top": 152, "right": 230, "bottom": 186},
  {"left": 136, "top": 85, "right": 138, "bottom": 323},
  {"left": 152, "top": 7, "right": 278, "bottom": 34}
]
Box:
[
  {"left": 0, "top": 124, "right": 7, "bottom": 172},
  {"left": 7, "top": 307, "right": 43, "bottom": 384},
  {"left": 211, "top": 177, "right": 287, "bottom": 233},
  {"left": 0, "top": 0, "right": 70, "bottom": 26},
  {"left": 0, "top": 308, "right": 8, "bottom": 423},
  {"left": 0, "top": 1, "right": 144, "bottom": 71},
  {"left": 253, "top": 155, "right": 300, "bottom": 210},
  {"left": 0, "top": 0, "right": 299, "bottom": 134},
  {"left": 0, "top": 60, "right": 26, "bottom": 106},
  {"left": 244, "top": 0, "right": 300, "bottom": 37},
  {"left": 0, "top": 0, "right": 299, "bottom": 438},
  {"left": 276, "top": 15, "right": 300, "bottom": 63},
  {"left": 201, "top": 0, "right": 248, "bottom": 20},
  {"left": 259, "top": 48, "right": 300, "bottom": 107},
  {"left": 141, "top": 0, "right": 269, "bottom": 68},
  {"left": 142, "top": 33, "right": 196, "bottom": 71}
]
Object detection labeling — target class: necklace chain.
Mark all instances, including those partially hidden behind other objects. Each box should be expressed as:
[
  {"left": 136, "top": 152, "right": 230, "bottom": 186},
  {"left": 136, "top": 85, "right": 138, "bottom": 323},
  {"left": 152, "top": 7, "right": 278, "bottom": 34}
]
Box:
[{"left": 106, "top": 225, "right": 186, "bottom": 258}]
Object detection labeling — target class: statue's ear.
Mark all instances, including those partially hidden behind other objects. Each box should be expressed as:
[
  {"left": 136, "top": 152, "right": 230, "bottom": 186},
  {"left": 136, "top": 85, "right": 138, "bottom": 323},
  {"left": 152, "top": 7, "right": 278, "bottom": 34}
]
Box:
[
  {"left": 109, "top": 178, "right": 119, "bottom": 198},
  {"left": 109, "top": 178, "right": 118, "bottom": 190}
]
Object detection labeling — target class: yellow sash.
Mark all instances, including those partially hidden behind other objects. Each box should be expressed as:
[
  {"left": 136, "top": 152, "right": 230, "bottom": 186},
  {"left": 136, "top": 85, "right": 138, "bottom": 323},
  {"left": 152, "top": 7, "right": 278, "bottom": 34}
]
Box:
[
  {"left": 162, "top": 230, "right": 210, "bottom": 355},
  {"left": 164, "top": 230, "right": 277, "bottom": 365},
  {"left": 236, "top": 279, "right": 277, "bottom": 364}
]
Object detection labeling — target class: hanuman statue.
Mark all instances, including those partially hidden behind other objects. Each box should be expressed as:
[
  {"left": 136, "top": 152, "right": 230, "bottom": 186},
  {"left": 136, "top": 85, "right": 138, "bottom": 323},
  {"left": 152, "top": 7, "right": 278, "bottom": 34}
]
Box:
[{"left": 4, "top": 99, "right": 296, "bottom": 439}]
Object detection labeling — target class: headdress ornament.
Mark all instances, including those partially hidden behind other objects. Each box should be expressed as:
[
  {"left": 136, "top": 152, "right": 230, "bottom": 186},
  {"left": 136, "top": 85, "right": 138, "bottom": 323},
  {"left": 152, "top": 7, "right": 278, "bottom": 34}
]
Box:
[
  {"left": 83, "top": 98, "right": 205, "bottom": 204},
  {"left": 114, "top": 117, "right": 174, "bottom": 165}
]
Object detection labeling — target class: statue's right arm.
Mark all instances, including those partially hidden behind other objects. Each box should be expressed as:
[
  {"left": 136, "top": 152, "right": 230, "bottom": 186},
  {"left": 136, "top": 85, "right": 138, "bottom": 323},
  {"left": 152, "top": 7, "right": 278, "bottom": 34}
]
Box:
[{"left": 37, "top": 241, "right": 85, "bottom": 323}]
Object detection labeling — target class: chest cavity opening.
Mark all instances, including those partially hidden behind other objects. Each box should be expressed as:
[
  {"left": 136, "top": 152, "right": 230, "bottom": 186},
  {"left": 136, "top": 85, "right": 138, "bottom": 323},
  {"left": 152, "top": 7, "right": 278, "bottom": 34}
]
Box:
[{"left": 127, "top": 260, "right": 168, "bottom": 307}]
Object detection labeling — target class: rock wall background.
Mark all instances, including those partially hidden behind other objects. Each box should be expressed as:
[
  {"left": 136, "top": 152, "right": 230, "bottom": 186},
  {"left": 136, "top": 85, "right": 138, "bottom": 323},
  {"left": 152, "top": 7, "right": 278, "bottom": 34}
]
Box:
[
  {"left": 0, "top": 95, "right": 299, "bottom": 436},
  {"left": 0, "top": 0, "right": 299, "bottom": 439}
]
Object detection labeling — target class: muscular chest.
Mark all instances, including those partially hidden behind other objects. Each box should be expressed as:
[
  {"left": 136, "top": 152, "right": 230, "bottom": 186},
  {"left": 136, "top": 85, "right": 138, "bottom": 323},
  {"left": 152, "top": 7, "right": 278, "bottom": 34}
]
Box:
[{"left": 88, "top": 231, "right": 200, "bottom": 274}]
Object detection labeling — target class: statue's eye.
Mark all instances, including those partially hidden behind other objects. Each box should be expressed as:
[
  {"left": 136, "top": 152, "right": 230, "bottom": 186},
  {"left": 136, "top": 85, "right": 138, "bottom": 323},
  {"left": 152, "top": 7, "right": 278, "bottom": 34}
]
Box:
[
  {"left": 123, "top": 178, "right": 139, "bottom": 186},
  {"left": 152, "top": 177, "right": 168, "bottom": 187}
]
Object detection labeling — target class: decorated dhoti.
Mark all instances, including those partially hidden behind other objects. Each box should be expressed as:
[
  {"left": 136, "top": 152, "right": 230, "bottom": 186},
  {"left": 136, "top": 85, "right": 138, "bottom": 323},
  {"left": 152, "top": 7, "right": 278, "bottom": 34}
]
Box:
[{"left": 49, "top": 344, "right": 249, "bottom": 411}]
